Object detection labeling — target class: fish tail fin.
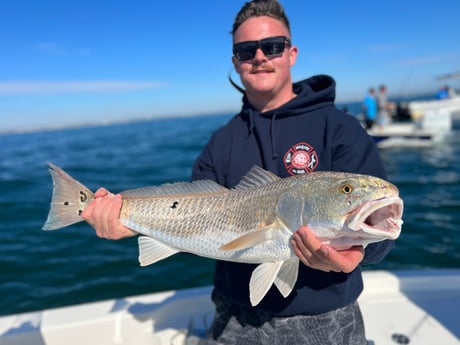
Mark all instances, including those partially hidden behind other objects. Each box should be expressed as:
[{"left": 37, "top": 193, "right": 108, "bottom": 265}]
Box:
[{"left": 42, "top": 163, "right": 94, "bottom": 231}]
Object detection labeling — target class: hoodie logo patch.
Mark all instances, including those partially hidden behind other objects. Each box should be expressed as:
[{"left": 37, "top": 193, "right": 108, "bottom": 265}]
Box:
[{"left": 283, "top": 142, "right": 318, "bottom": 175}]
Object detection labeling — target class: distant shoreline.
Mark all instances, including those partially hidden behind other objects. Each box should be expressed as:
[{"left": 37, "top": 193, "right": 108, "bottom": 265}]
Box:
[
  {"left": 1, "top": 91, "right": 449, "bottom": 136},
  {"left": 0, "top": 112, "right": 236, "bottom": 136}
]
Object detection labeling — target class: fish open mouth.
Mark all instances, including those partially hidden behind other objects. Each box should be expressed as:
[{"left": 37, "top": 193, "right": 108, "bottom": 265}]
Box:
[{"left": 348, "top": 196, "right": 404, "bottom": 239}]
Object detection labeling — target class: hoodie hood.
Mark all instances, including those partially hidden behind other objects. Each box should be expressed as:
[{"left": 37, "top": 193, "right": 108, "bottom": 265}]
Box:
[
  {"left": 240, "top": 74, "right": 336, "bottom": 120},
  {"left": 239, "top": 75, "right": 337, "bottom": 162}
]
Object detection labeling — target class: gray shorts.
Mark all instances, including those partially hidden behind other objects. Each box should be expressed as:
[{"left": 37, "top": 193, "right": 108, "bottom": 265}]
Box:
[{"left": 199, "top": 291, "right": 366, "bottom": 345}]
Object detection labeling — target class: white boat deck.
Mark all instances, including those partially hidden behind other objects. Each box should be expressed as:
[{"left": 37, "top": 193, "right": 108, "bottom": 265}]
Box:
[
  {"left": 0, "top": 269, "right": 459, "bottom": 345},
  {"left": 409, "top": 97, "right": 460, "bottom": 121},
  {"left": 368, "top": 106, "right": 453, "bottom": 148}
]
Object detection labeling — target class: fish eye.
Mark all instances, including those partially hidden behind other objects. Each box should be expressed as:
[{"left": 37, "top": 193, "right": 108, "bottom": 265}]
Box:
[{"left": 341, "top": 184, "right": 353, "bottom": 194}]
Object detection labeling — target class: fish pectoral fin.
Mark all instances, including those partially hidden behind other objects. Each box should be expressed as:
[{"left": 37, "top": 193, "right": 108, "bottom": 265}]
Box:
[
  {"left": 138, "top": 236, "right": 179, "bottom": 267},
  {"left": 249, "top": 261, "right": 283, "bottom": 306},
  {"left": 274, "top": 259, "right": 299, "bottom": 298},
  {"left": 219, "top": 225, "right": 276, "bottom": 251}
]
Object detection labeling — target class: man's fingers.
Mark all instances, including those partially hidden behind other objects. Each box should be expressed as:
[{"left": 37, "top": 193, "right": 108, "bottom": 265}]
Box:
[
  {"left": 326, "top": 245, "right": 364, "bottom": 273},
  {"left": 291, "top": 231, "right": 340, "bottom": 272},
  {"left": 94, "top": 187, "right": 110, "bottom": 198},
  {"left": 80, "top": 190, "right": 136, "bottom": 240},
  {"left": 292, "top": 227, "right": 363, "bottom": 273}
]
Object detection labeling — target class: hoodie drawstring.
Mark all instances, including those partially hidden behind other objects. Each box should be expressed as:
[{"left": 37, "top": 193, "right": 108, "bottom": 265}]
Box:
[
  {"left": 270, "top": 112, "right": 278, "bottom": 160},
  {"left": 247, "top": 108, "right": 278, "bottom": 161},
  {"left": 248, "top": 108, "right": 255, "bottom": 134}
]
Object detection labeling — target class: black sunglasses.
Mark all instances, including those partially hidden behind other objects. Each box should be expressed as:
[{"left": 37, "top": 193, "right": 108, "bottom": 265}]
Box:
[{"left": 233, "top": 36, "right": 291, "bottom": 61}]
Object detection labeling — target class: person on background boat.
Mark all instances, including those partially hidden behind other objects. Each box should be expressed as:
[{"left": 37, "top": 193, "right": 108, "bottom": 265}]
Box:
[
  {"left": 362, "top": 87, "right": 377, "bottom": 129},
  {"left": 82, "top": 1, "right": 394, "bottom": 344},
  {"left": 376, "top": 84, "right": 394, "bottom": 128},
  {"left": 436, "top": 85, "right": 449, "bottom": 99}
]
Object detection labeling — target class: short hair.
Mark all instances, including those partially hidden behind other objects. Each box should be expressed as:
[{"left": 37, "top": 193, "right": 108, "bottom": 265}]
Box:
[{"left": 231, "top": 0, "right": 291, "bottom": 36}]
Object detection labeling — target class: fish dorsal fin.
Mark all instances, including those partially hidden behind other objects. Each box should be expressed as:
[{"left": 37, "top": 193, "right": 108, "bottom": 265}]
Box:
[
  {"left": 234, "top": 166, "right": 280, "bottom": 190},
  {"left": 121, "top": 179, "right": 228, "bottom": 197}
]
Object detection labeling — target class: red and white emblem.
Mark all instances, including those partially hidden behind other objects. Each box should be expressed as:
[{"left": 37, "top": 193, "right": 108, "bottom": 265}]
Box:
[{"left": 283, "top": 142, "right": 318, "bottom": 175}]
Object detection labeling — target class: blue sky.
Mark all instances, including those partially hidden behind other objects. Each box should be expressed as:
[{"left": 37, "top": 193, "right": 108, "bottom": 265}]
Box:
[{"left": 1, "top": 0, "right": 459, "bottom": 132}]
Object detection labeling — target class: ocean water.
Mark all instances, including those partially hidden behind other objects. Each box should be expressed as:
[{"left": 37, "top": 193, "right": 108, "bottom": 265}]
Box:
[{"left": 1, "top": 112, "right": 459, "bottom": 317}]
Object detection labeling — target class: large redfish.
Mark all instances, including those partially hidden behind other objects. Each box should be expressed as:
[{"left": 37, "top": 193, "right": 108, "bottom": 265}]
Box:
[{"left": 43, "top": 163, "right": 403, "bottom": 306}]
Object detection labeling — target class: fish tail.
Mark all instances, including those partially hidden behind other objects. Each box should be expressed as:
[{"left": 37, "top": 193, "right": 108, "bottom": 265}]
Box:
[{"left": 42, "top": 163, "right": 95, "bottom": 231}]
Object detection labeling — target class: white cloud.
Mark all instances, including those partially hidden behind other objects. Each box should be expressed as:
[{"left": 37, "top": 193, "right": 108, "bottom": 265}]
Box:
[
  {"left": 393, "top": 52, "right": 460, "bottom": 67},
  {"left": 33, "top": 42, "right": 90, "bottom": 56},
  {"left": 368, "top": 43, "right": 404, "bottom": 53},
  {"left": 0, "top": 81, "right": 167, "bottom": 95}
]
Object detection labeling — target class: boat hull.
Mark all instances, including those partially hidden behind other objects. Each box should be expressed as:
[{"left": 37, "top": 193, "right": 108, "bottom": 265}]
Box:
[
  {"left": 0, "top": 270, "right": 459, "bottom": 345},
  {"left": 368, "top": 107, "right": 452, "bottom": 148}
]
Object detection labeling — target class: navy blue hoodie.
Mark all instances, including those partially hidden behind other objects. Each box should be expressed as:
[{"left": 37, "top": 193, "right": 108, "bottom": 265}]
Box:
[{"left": 192, "top": 75, "right": 393, "bottom": 316}]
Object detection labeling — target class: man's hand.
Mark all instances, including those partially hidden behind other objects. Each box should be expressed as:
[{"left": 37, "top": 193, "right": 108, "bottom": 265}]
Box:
[
  {"left": 291, "top": 226, "right": 364, "bottom": 273},
  {"left": 81, "top": 188, "right": 136, "bottom": 239}
]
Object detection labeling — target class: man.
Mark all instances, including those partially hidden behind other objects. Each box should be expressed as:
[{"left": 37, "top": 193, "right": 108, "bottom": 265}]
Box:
[
  {"left": 376, "top": 84, "right": 393, "bottom": 127},
  {"left": 362, "top": 87, "right": 377, "bottom": 129},
  {"left": 83, "top": 1, "right": 393, "bottom": 344}
]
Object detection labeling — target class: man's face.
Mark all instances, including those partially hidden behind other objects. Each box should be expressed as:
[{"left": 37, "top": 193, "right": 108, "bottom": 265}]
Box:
[{"left": 232, "top": 16, "right": 297, "bottom": 100}]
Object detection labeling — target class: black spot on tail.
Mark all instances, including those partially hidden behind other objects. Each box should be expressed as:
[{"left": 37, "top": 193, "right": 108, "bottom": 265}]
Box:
[{"left": 80, "top": 191, "right": 87, "bottom": 202}]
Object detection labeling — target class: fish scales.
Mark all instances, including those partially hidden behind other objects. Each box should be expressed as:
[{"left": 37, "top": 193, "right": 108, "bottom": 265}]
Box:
[{"left": 119, "top": 179, "right": 295, "bottom": 262}]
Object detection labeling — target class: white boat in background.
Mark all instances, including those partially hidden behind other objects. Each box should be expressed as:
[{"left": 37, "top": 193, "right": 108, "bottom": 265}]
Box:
[
  {"left": 410, "top": 71, "right": 460, "bottom": 126},
  {"left": 368, "top": 107, "right": 452, "bottom": 148},
  {"left": 409, "top": 95, "right": 460, "bottom": 126},
  {"left": 0, "top": 269, "right": 459, "bottom": 345},
  {"left": 366, "top": 71, "right": 460, "bottom": 148}
]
